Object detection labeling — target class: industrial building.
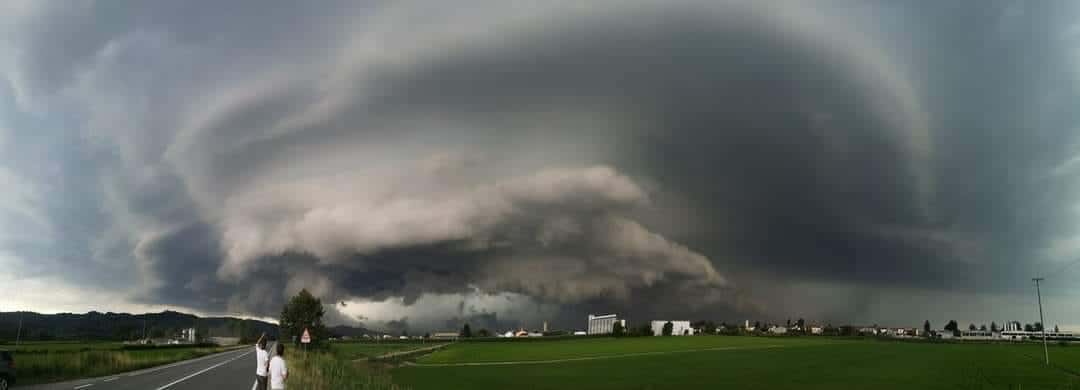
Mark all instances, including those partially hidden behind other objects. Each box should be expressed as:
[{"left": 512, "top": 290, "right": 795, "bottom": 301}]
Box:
[
  {"left": 651, "top": 320, "right": 695, "bottom": 336},
  {"left": 587, "top": 314, "right": 626, "bottom": 335},
  {"left": 431, "top": 332, "right": 460, "bottom": 340},
  {"left": 181, "top": 328, "right": 197, "bottom": 343}
]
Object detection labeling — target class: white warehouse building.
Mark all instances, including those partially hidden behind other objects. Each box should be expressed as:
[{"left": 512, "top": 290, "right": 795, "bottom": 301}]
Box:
[
  {"left": 587, "top": 314, "right": 626, "bottom": 335},
  {"left": 651, "top": 320, "right": 695, "bottom": 336}
]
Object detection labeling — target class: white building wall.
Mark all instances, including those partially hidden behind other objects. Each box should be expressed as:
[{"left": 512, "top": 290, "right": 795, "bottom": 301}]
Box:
[
  {"left": 588, "top": 314, "right": 620, "bottom": 335},
  {"left": 651, "top": 321, "right": 695, "bottom": 336}
]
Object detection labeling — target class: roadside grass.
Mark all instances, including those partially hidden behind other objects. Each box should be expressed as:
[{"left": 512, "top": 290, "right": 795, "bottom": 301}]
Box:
[
  {"left": 282, "top": 348, "right": 410, "bottom": 390},
  {"left": 13, "top": 345, "right": 231, "bottom": 385},
  {"left": 396, "top": 336, "right": 1080, "bottom": 390}
]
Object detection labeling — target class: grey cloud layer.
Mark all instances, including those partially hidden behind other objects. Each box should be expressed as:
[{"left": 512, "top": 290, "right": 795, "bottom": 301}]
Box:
[{"left": 3, "top": 0, "right": 1080, "bottom": 328}]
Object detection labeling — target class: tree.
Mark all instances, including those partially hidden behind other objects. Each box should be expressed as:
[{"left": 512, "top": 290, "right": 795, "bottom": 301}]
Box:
[
  {"left": 691, "top": 320, "right": 717, "bottom": 335},
  {"left": 968, "top": 324, "right": 976, "bottom": 331},
  {"left": 979, "top": 324, "right": 987, "bottom": 331},
  {"left": 612, "top": 321, "right": 625, "bottom": 337},
  {"left": 662, "top": 321, "right": 674, "bottom": 336},
  {"left": 1034, "top": 322, "right": 1044, "bottom": 332},
  {"left": 461, "top": 323, "right": 472, "bottom": 338},
  {"left": 1055, "top": 325, "right": 1060, "bottom": 333},
  {"left": 991, "top": 322, "right": 998, "bottom": 332},
  {"left": 786, "top": 318, "right": 792, "bottom": 328},
  {"left": 477, "top": 328, "right": 490, "bottom": 337},
  {"left": 683, "top": 329, "right": 690, "bottom": 336},
  {"left": 279, "top": 288, "right": 328, "bottom": 347},
  {"left": 796, "top": 318, "right": 806, "bottom": 331},
  {"left": 703, "top": 321, "right": 717, "bottom": 335},
  {"left": 753, "top": 321, "right": 761, "bottom": 331},
  {"left": 924, "top": 320, "right": 931, "bottom": 336},
  {"left": 1025, "top": 323, "right": 1034, "bottom": 332},
  {"left": 633, "top": 324, "right": 654, "bottom": 337},
  {"left": 944, "top": 320, "right": 958, "bottom": 332}
]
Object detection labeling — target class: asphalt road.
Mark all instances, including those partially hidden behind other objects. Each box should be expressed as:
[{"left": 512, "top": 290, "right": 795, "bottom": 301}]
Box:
[{"left": 21, "top": 343, "right": 273, "bottom": 390}]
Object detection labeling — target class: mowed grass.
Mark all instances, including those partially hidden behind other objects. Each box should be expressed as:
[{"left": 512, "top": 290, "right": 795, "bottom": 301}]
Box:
[
  {"left": 418, "top": 336, "right": 826, "bottom": 364},
  {"left": 10, "top": 343, "right": 232, "bottom": 385},
  {"left": 331, "top": 343, "right": 427, "bottom": 360},
  {"left": 395, "top": 337, "right": 1080, "bottom": 390}
]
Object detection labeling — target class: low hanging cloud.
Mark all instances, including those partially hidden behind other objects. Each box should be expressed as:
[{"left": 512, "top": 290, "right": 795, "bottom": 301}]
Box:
[{"left": 218, "top": 163, "right": 725, "bottom": 305}]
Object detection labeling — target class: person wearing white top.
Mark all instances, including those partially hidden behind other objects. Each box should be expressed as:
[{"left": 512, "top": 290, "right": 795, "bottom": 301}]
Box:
[
  {"left": 269, "top": 343, "right": 288, "bottom": 390},
  {"left": 252, "top": 333, "right": 269, "bottom": 390}
]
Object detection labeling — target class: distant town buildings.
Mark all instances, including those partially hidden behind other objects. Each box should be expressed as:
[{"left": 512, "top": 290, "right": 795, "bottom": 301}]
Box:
[
  {"left": 181, "top": 328, "right": 197, "bottom": 343},
  {"left": 651, "top": 320, "right": 695, "bottom": 336},
  {"left": 588, "top": 314, "right": 626, "bottom": 335},
  {"left": 431, "top": 332, "right": 460, "bottom": 340}
]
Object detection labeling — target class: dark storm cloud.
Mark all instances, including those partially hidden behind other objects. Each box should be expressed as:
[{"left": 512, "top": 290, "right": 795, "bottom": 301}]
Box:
[{"left": 4, "top": 0, "right": 1080, "bottom": 329}]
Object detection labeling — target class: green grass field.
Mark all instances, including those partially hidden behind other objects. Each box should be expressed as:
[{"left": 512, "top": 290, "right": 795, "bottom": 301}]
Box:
[
  {"left": 7, "top": 342, "right": 233, "bottom": 385},
  {"left": 331, "top": 342, "right": 427, "bottom": 360},
  {"left": 1, "top": 340, "right": 126, "bottom": 353},
  {"left": 394, "top": 336, "right": 1080, "bottom": 390}
]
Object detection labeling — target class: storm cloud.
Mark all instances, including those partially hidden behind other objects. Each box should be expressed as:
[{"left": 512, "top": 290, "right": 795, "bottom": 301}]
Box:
[{"left": 3, "top": 0, "right": 1080, "bottom": 331}]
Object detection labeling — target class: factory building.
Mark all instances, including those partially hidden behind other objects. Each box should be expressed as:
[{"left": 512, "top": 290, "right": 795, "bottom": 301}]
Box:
[
  {"left": 587, "top": 314, "right": 626, "bottom": 335},
  {"left": 651, "top": 320, "right": 695, "bottom": 336}
]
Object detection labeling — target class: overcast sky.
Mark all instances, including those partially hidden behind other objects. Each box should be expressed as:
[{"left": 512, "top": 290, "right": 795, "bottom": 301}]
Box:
[{"left": 3, "top": 0, "right": 1080, "bottom": 333}]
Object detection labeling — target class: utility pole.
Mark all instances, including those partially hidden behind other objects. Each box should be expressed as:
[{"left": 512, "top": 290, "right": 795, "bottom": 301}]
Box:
[
  {"left": 15, "top": 311, "right": 23, "bottom": 348},
  {"left": 1034, "top": 277, "right": 1049, "bottom": 366}
]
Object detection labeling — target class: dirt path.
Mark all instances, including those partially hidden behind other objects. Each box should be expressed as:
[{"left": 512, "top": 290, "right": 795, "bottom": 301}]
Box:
[
  {"left": 407, "top": 344, "right": 787, "bottom": 367},
  {"left": 362, "top": 343, "right": 451, "bottom": 362}
]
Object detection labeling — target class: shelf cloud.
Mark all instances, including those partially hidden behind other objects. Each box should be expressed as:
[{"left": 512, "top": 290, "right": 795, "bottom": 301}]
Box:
[{"left": 3, "top": 0, "right": 1080, "bottom": 330}]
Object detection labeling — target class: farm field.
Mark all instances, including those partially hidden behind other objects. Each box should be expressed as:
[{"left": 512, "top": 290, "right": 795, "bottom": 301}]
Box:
[
  {"left": 6, "top": 341, "right": 233, "bottom": 385},
  {"left": 394, "top": 336, "right": 1080, "bottom": 390},
  {"left": 1, "top": 340, "right": 126, "bottom": 352},
  {"left": 331, "top": 342, "right": 428, "bottom": 360}
]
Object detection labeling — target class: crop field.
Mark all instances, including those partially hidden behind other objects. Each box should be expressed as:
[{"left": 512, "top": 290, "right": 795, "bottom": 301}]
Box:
[
  {"left": 6, "top": 341, "right": 232, "bottom": 385},
  {"left": 331, "top": 342, "right": 428, "bottom": 360},
  {"left": 1, "top": 340, "right": 125, "bottom": 352},
  {"left": 393, "top": 336, "right": 1080, "bottom": 390}
]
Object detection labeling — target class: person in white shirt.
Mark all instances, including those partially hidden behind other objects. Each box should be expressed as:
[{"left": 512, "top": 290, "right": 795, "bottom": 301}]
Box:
[
  {"left": 269, "top": 343, "right": 288, "bottom": 390},
  {"left": 253, "top": 333, "right": 269, "bottom": 390}
]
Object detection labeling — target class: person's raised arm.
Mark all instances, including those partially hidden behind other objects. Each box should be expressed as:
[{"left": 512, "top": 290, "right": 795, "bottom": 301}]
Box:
[{"left": 256, "top": 332, "right": 266, "bottom": 345}]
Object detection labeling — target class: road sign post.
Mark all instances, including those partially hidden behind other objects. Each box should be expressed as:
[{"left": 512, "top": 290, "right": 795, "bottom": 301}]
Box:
[{"left": 301, "top": 328, "right": 312, "bottom": 359}]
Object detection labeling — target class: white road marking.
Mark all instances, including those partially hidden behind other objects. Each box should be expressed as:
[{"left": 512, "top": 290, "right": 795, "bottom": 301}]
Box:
[
  {"left": 154, "top": 350, "right": 252, "bottom": 390},
  {"left": 73, "top": 384, "right": 94, "bottom": 390},
  {"left": 103, "top": 377, "right": 119, "bottom": 382},
  {"left": 116, "top": 346, "right": 245, "bottom": 378}
]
